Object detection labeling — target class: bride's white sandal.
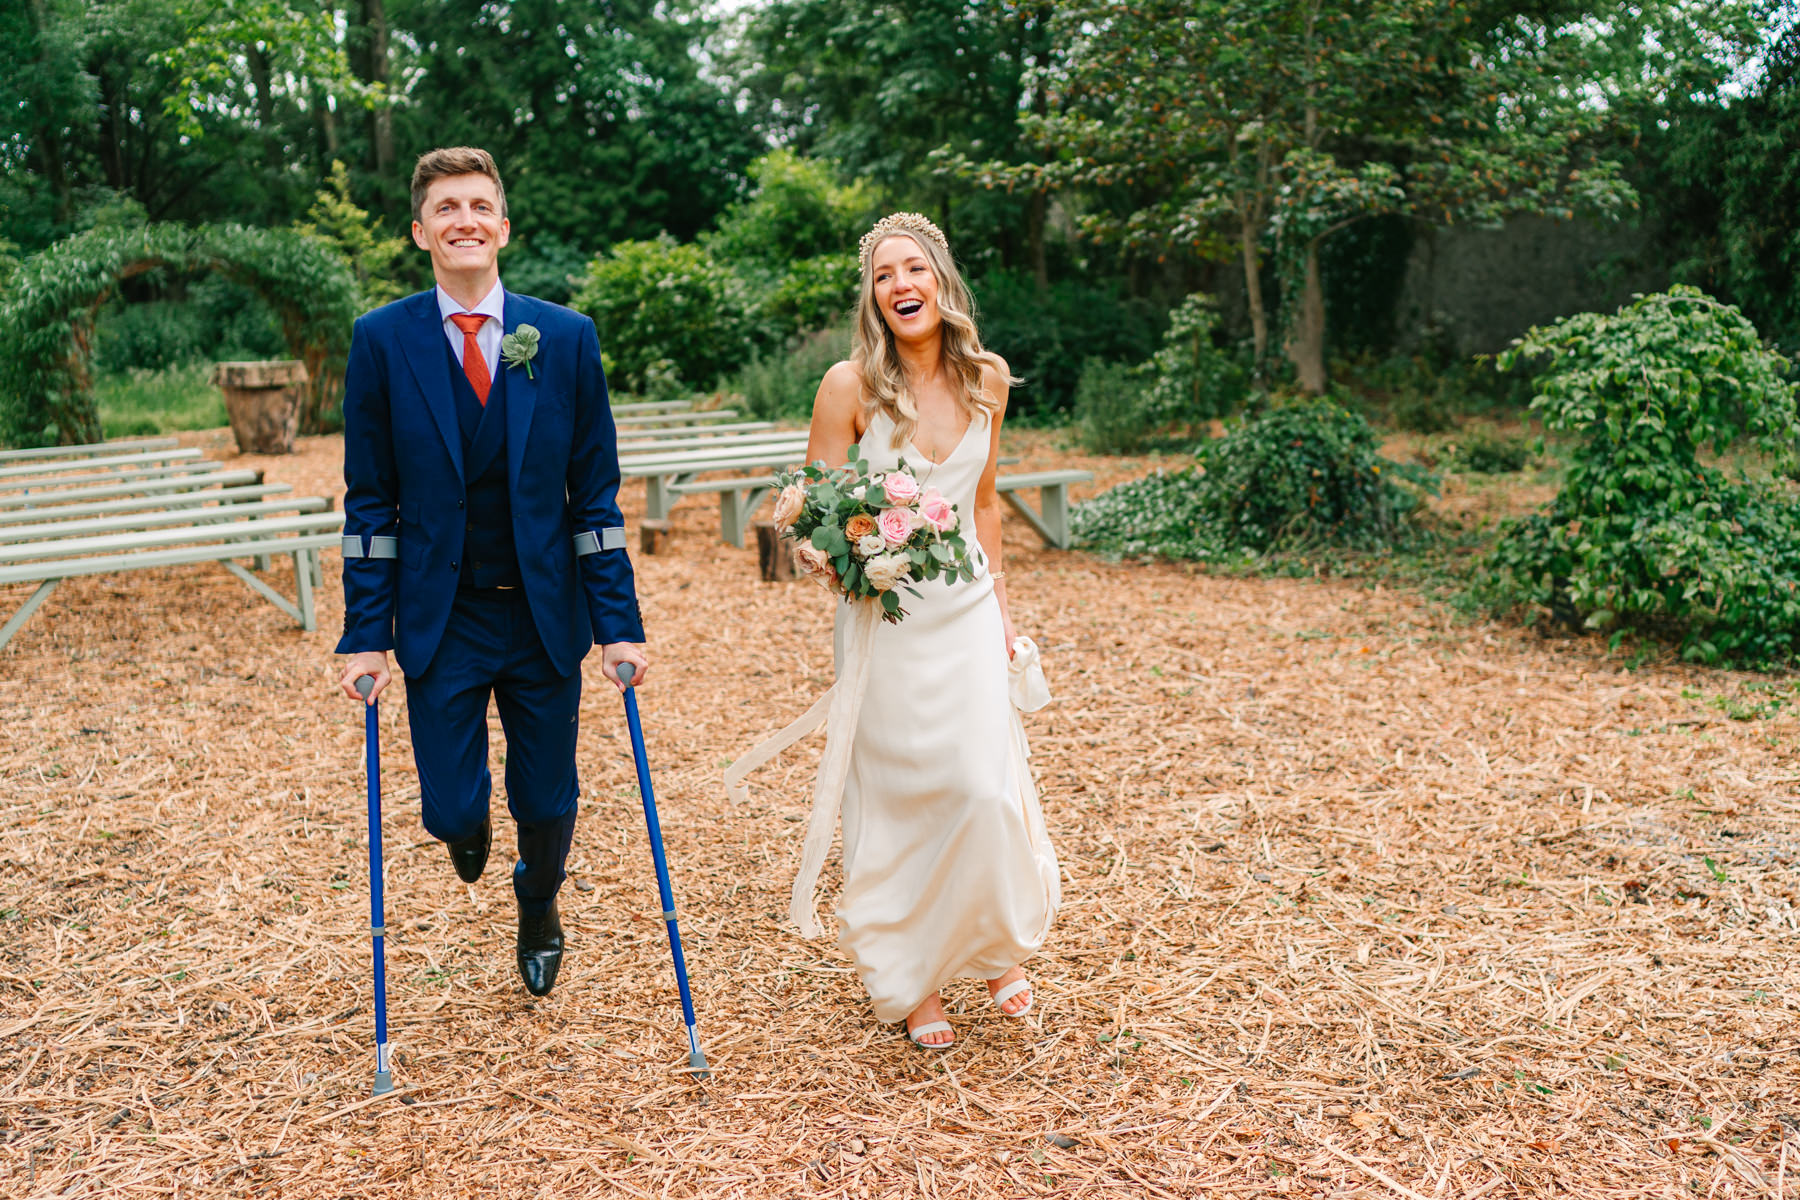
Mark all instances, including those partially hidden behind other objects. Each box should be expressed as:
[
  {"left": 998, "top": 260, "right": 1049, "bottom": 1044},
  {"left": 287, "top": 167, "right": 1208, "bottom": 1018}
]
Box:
[
  {"left": 907, "top": 1020, "right": 955, "bottom": 1050},
  {"left": 989, "top": 978, "right": 1033, "bottom": 1017}
]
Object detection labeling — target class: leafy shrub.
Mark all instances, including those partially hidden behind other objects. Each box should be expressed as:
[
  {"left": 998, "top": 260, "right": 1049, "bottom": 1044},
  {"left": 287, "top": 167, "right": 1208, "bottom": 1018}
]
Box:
[
  {"left": 1142, "top": 294, "right": 1249, "bottom": 423},
  {"left": 1072, "top": 358, "right": 1154, "bottom": 455},
  {"left": 1073, "top": 398, "right": 1436, "bottom": 558},
  {"left": 0, "top": 223, "right": 357, "bottom": 445},
  {"left": 1478, "top": 286, "right": 1800, "bottom": 667},
  {"left": 973, "top": 269, "right": 1166, "bottom": 418},
  {"left": 1445, "top": 429, "right": 1533, "bottom": 474},
  {"left": 1075, "top": 294, "right": 1249, "bottom": 453},
  {"left": 293, "top": 161, "right": 410, "bottom": 309},
  {"left": 708, "top": 151, "right": 874, "bottom": 273},
  {"left": 764, "top": 253, "right": 858, "bottom": 339},
  {"left": 706, "top": 152, "right": 870, "bottom": 345},
  {"left": 729, "top": 325, "right": 853, "bottom": 421},
  {"left": 571, "top": 235, "right": 750, "bottom": 392},
  {"left": 1067, "top": 468, "right": 1235, "bottom": 562},
  {"left": 501, "top": 231, "right": 590, "bottom": 306},
  {"left": 1198, "top": 398, "right": 1436, "bottom": 550}
]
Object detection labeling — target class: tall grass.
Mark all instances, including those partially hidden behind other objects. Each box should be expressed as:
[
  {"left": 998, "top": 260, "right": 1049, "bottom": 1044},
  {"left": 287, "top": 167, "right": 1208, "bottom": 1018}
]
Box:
[{"left": 96, "top": 363, "right": 227, "bottom": 437}]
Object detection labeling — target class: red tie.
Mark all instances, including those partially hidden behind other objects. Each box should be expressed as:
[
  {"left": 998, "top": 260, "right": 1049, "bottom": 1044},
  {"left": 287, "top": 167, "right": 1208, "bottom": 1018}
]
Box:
[{"left": 449, "top": 312, "right": 491, "bottom": 405}]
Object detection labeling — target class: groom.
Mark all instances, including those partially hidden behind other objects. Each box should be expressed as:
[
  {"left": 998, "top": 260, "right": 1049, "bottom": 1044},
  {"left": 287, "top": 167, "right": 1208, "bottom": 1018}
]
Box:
[{"left": 336, "top": 146, "right": 648, "bottom": 997}]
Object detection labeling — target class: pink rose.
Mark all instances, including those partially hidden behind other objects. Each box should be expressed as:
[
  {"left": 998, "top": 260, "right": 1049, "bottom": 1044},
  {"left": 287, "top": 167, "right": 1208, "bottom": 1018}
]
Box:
[
  {"left": 772, "top": 483, "right": 807, "bottom": 530},
  {"left": 882, "top": 469, "right": 922, "bottom": 506},
  {"left": 877, "top": 505, "right": 915, "bottom": 548},
  {"left": 794, "top": 543, "right": 838, "bottom": 589},
  {"left": 918, "top": 488, "right": 956, "bottom": 533}
]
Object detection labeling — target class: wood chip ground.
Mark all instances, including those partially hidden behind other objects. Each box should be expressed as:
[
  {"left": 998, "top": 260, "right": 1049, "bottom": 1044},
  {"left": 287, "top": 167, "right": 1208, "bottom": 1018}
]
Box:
[{"left": 1, "top": 427, "right": 1796, "bottom": 1198}]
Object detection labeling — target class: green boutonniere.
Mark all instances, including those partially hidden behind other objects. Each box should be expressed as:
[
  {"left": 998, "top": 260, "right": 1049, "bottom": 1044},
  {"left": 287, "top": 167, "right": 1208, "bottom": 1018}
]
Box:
[{"left": 501, "top": 324, "right": 541, "bottom": 379}]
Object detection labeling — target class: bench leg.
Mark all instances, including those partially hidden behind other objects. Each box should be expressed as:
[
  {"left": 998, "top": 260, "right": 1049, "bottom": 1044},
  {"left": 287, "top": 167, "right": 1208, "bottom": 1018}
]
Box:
[
  {"left": 645, "top": 476, "right": 673, "bottom": 521},
  {"left": 295, "top": 548, "right": 317, "bottom": 631},
  {"left": 220, "top": 559, "right": 304, "bottom": 625},
  {"left": 1001, "top": 491, "right": 1056, "bottom": 549},
  {"left": 718, "top": 488, "right": 773, "bottom": 548},
  {"left": 1039, "top": 483, "right": 1071, "bottom": 550},
  {"left": 0, "top": 579, "right": 61, "bottom": 651},
  {"left": 719, "top": 490, "right": 747, "bottom": 548}
]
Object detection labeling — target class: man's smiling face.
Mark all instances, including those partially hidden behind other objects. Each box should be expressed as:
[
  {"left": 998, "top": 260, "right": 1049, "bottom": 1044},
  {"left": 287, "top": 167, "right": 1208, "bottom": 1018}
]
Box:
[{"left": 412, "top": 173, "right": 510, "bottom": 288}]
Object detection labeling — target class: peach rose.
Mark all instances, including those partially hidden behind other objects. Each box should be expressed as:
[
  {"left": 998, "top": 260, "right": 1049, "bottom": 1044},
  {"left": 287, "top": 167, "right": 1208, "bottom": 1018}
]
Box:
[
  {"left": 917, "top": 488, "right": 956, "bottom": 533},
  {"left": 877, "top": 505, "right": 915, "bottom": 548},
  {"left": 772, "top": 483, "right": 807, "bottom": 530},
  {"left": 794, "top": 543, "right": 838, "bottom": 589},
  {"left": 882, "top": 469, "right": 922, "bottom": 506},
  {"left": 844, "top": 512, "right": 878, "bottom": 541}
]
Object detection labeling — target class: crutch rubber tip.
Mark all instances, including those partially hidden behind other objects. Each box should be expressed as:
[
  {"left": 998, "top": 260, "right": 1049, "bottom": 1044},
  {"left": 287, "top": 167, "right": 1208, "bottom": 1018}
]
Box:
[
  {"left": 688, "top": 1050, "right": 710, "bottom": 1079},
  {"left": 372, "top": 1071, "right": 395, "bottom": 1097}
]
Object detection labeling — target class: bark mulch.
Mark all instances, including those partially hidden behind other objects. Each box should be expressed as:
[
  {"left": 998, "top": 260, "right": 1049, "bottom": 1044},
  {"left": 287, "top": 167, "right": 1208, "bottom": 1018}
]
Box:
[{"left": 1, "top": 425, "right": 1796, "bottom": 1198}]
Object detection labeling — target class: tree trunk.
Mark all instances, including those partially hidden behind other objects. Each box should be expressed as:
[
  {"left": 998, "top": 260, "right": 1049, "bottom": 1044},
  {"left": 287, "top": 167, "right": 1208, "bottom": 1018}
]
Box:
[
  {"left": 1239, "top": 219, "right": 1268, "bottom": 365},
  {"left": 27, "top": 0, "right": 73, "bottom": 227},
  {"left": 1026, "top": 190, "right": 1048, "bottom": 289},
  {"left": 247, "top": 45, "right": 280, "bottom": 172},
  {"left": 351, "top": 0, "right": 394, "bottom": 172},
  {"left": 1284, "top": 240, "right": 1329, "bottom": 395}
]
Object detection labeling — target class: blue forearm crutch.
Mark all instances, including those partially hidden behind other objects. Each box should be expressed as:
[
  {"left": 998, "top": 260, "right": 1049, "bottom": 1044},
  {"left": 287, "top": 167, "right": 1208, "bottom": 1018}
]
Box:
[
  {"left": 355, "top": 675, "right": 395, "bottom": 1097},
  {"left": 615, "top": 662, "right": 710, "bottom": 1078}
]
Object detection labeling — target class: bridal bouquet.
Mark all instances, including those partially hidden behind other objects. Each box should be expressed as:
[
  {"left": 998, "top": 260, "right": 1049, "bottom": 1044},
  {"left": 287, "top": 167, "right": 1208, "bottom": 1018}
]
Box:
[{"left": 771, "top": 445, "right": 978, "bottom": 621}]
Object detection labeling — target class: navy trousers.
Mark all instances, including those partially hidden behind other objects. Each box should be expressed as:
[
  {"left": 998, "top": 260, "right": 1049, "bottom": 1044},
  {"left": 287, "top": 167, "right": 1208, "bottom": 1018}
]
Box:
[{"left": 404, "top": 589, "right": 580, "bottom": 914}]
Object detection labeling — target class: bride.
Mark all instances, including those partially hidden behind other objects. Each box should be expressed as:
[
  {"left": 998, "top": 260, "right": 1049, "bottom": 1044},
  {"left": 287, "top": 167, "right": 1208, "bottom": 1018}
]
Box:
[{"left": 733, "top": 212, "right": 1060, "bottom": 1048}]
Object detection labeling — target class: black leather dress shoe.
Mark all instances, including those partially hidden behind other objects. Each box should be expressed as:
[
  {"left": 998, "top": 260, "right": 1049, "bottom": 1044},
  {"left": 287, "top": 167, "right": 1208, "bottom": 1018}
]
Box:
[
  {"left": 447, "top": 816, "right": 492, "bottom": 884},
  {"left": 516, "top": 899, "right": 565, "bottom": 997}
]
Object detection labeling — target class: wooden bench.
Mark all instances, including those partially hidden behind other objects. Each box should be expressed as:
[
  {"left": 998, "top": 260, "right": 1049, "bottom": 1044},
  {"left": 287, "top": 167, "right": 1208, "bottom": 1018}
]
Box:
[
  {"left": 666, "top": 475, "right": 781, "bottom": 547},
  {"left": 0, "top": 511, "right": 344, "bottom": 651},
  {"left": 0, "top": 436, "right": 180, "bottom": 464},
  {"left": 996, "top": 469, "right": 1092, "bottom": 550},
  {"left": 0, "top": 446, "right": 203, "bottom": 483},
  {"left": 616, "top": 420, "right": 777, "bottom": 443},
  {"left": 610, "top": 399, "right": 697, "bottom": 416},
  {"left": 620, "top": 438, "right": 812, "bottom": 521},
  {"left": 0, "top": 469, "right": 262, "bottom": 512},
  {"left": 666, "top": 465, "right": 1092, "bottom": 550},
  {"left": 613, "top": 408, "right": 743, "bottom": 428},
  {"left": 0, "top": 459, "right": 225, "bottom": 496},
  {"left": 0, "top": 481, "right": 291, "bottom": 528}
]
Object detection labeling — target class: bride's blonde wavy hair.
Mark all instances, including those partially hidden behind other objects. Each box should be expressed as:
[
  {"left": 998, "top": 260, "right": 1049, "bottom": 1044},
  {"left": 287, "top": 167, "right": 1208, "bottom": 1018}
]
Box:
[{"left": 853, "top": 213, "right": 1016, "bottom": 449}]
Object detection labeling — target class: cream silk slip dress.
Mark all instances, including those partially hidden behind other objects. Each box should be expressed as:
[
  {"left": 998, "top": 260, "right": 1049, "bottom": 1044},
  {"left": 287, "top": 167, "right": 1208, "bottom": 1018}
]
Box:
[{"left": 726, "top": 409, "right": 1060, "bottom": 1023}]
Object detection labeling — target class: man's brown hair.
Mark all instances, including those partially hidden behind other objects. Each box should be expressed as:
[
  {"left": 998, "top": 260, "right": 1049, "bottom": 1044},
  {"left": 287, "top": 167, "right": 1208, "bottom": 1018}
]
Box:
[{"left": 410, "top": 147, "right": 507, "bottom": 223}]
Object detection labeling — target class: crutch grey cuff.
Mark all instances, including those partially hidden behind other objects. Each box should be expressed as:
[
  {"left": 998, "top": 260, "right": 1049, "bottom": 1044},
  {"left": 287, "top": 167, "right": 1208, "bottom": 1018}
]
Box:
[
  {"left": 573, "top": 527, "right": 627, "bottom": 556},
  {"left": 342, "top": 534, "right": 398, "bottom": 559}
]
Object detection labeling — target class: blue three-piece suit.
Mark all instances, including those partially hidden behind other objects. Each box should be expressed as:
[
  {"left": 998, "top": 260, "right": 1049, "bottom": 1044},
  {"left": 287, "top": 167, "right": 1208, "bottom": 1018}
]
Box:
[{"left": 336, "top": 287, "right": 644, "bottom": 916}]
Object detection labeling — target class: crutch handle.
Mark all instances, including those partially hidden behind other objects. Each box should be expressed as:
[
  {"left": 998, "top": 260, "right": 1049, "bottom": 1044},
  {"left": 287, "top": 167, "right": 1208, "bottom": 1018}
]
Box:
[
  {"left": 355, "top": 675, "right": 375, "bottom": 701},
  {"left": 617, "top": 661, "right": 637, "bottom": 688}
]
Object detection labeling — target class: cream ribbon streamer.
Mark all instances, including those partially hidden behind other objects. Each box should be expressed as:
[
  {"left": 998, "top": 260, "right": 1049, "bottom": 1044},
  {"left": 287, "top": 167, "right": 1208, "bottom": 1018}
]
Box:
[{"left": 723, "top": 598, "right": 882, "bottom": 938}]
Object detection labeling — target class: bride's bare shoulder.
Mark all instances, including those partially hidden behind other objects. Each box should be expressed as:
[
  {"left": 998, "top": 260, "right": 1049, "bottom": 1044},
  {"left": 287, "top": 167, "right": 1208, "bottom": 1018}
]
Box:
[{"left": 813, "top": 359, "right": 864, "bottom": 416}]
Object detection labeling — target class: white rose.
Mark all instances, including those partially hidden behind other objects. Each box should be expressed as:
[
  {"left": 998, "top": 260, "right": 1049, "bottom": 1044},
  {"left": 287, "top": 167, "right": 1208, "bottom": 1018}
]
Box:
[
  {"left": 854, "top": 532, "right": 885, "bottom": 561},
  {"left": 863, "top": 552, "right": 912, "bottom": 592}
]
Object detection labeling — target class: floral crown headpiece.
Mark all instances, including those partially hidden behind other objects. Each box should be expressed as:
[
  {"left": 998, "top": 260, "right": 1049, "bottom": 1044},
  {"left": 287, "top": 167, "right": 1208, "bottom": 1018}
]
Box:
[{"left": 858, "top": 212, "right": 950, "bottom": 272}]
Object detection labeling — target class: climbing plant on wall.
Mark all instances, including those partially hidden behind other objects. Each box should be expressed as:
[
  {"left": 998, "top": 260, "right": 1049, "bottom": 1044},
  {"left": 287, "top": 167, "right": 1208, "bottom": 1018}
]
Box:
[{"left": 0, "top": 224, "right": 359, "bottom": 446}]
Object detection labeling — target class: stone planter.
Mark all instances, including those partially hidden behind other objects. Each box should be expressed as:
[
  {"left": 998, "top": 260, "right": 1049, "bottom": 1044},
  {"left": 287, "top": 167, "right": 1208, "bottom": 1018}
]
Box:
[{"left": 211, "top": 360, "right": 307, "bottom": 454}]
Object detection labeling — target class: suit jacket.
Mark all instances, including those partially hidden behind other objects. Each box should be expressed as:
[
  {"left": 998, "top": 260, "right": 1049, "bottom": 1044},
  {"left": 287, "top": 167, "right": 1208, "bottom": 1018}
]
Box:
[{"left": 336, "top": 287, "right": 643, "bottom": 678}]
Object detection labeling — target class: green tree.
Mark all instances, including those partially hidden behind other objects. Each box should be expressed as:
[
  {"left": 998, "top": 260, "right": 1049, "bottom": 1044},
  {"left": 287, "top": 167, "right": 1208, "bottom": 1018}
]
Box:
[
  {"left": 978, "top": 0, "right": 1764, "bottom": 392},
  {"left": 570, "top": 236, "right": 749, "bottom": 391},
  {"left": 293, "top": 160, "right": 411, "bottom": 309},
  {"left": 391, "top": 0, "right": 762, "bottom": 255},
  {"left": 1652, "top": 18, "right": 1800, "bottom": 350},
  {"left": 731, "top": 0, "right": 1059, "bottom": 279}
]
